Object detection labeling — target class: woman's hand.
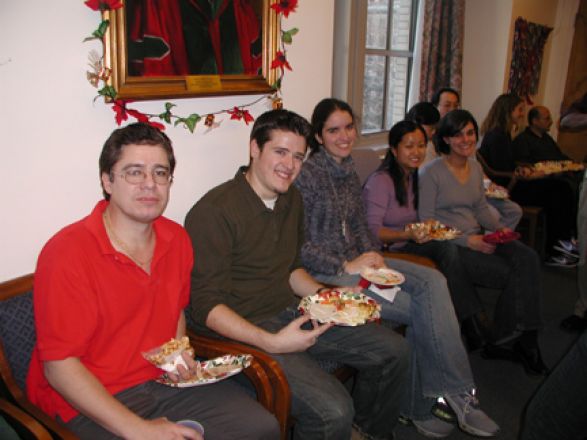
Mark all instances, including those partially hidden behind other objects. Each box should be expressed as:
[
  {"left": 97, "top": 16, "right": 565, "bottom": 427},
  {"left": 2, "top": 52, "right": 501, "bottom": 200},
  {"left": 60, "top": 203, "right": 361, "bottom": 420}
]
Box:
[
  {"left": 344, "top": 252, "right": 385, "bottom": 274},
  {"left": 467, "top": 234, "right": 496, "bottom": 254},
  {"left": 408, "top": 228, "right": 431, "bottom": 244}
]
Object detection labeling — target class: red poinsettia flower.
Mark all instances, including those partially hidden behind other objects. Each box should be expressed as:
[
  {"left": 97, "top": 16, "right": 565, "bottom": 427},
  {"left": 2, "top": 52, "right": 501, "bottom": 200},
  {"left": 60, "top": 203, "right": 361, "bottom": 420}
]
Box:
[
  {"left": 85, "top": 0, "right": 123, "bottom": 11},
  {"left": 270, "top": 0, "right": 298, "bottom": 18},
  {"left": 111, "top": 100, "right": 165, "bottom": 130},
  {"left": 227, "top": 107, "right": 255, "bottom": 125},
  {"left": 112, "top": 99, "right": 129, "bottom": 125},
  {"left": 271, "top": 51, "right": 292, "bottom": 71}
]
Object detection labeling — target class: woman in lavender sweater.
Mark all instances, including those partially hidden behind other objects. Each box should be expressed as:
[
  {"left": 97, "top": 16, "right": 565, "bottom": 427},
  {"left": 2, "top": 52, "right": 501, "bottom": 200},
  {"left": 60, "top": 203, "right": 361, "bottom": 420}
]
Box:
[{"left": 362, "top": 120, "right": 491, "bottom": 350}]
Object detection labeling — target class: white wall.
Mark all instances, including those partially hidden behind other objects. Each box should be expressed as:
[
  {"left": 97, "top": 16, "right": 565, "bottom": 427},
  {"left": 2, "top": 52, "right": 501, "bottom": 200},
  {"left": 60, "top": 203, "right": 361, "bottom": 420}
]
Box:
[
  {"left": 462, "top": 0, "right": 513, "bottom": 124},
  {"left": 0, "top": 1, "right": 334, "bottom": 280}
]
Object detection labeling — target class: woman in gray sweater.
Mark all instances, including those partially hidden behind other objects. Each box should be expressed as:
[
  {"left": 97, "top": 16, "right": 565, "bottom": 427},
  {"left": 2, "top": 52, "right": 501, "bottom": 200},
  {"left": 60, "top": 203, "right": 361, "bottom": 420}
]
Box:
[
  {"left": 419, "top": 109, "right": 547, "bottom": 376},
  {"left": 294, "top": 99, "right": 499, "bottom": 439}
]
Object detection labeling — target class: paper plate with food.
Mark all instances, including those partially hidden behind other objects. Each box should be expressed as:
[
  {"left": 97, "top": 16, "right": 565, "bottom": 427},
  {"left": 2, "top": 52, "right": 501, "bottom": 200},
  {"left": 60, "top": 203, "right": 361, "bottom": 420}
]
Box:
[
  {"left": 299, "top": 289, "right": 381, "bottom": 326},
  {"left": 482, "top": 230, "right": 521, "bottom": 244},
  {"left": 156, "top": 354, "right": 253, "bottom": 388},
  {"left": 359, "top": 267, "right": 405, "bottom": 288}
]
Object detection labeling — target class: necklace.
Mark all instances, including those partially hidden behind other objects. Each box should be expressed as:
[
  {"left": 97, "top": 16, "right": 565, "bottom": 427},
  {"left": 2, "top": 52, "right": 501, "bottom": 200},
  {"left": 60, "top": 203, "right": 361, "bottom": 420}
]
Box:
[
  {"left": 103, "top": 211, "right": 154, "bottom": 269},
  {"left": 325, "top": 167, "right": 350, "bottom": 242}
]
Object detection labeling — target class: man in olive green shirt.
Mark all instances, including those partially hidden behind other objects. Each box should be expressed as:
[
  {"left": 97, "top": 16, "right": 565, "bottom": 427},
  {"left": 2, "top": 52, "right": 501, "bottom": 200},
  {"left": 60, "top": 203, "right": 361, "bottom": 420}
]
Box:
[{"left": 185, "top": 109, "right": 408, "bottom": 440}]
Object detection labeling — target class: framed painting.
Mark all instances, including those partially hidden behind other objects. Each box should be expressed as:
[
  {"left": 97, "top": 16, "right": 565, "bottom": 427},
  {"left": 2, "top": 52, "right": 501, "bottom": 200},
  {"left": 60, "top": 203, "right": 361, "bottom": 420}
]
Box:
[{"left": 103, "top": 0, "right": 280, "bottom": 100}]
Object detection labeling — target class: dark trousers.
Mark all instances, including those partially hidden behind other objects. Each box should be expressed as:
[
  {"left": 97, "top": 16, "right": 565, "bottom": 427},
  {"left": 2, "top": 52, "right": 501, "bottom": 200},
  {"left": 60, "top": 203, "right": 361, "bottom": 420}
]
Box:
[
  {"left": 65, "top": 379, "right": 279, "bottom": 440},
  {"left": 511, "top": 177, "right": 577, "bottom": 251},
  {"left": 458, "top": 240, "right": 543, "bottom": 341},
  {"left": 258, "top": 305, "right": 409, "bottom": 440},
  {"left": 399, "top": 240, "right": 483, "bottom": 321},
  {"left": 520, "top": 330, "right": 587, "bottom": 440}
]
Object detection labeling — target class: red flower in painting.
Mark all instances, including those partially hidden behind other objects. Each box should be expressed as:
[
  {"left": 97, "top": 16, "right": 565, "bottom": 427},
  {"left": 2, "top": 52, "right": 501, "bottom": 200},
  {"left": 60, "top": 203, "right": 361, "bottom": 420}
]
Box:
[
  {"left": 271, "top": 51, "right": 292, "bottom": 71},
  {"left": 84, "top": 0, "right": 123, "bottom": 11},
  {"left": 227, "top": 107, "right": 255, "bottom": 125},
  {"left": 270, "top": 0, "right": 298, "bottom": 18}
]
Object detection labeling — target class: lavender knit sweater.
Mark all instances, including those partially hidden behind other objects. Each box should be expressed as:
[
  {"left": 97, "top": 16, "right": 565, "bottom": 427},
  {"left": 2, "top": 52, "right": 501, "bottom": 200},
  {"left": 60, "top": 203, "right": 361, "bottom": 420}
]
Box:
[{"left": 293, "top": 148, "right": 378, "bottom": 276}]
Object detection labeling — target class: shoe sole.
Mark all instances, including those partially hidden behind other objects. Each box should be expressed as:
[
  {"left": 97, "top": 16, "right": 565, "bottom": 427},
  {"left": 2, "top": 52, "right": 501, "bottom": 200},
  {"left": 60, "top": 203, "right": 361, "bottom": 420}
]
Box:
[
  {"left": 553, "top": 246, "right": 580, "bottom": 258},
  {"left": 544, "top": 261, "right": 577, "bottom": 268},
  {"left": 412, "top": 423, "right": 453, "bottom": 439}
]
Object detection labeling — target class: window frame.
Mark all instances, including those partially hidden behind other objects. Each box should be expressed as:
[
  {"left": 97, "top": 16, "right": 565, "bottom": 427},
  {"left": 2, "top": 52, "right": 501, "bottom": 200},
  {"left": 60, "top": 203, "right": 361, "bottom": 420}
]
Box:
[{"left": 335, "top": 0, "right": 420, "bottom": 148}]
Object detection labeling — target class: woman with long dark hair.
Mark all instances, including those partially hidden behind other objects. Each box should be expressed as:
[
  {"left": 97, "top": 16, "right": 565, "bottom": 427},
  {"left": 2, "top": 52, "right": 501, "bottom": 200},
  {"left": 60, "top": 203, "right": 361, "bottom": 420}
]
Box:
[
  {"left": 420, "top": 109, "right": 547, "bottom": 376},
  {"left": 363, "top": 120, "right": 491, "bottom": 349},
  {"left": 294, "top": 99, "right": 499, "bottom": 438}
]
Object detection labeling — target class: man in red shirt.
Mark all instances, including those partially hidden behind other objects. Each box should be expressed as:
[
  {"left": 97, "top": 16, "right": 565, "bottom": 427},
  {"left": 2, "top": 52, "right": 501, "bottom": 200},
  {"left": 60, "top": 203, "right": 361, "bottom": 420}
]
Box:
[{"left": 26, "top": 123, "right": 278, "bottom": 439}]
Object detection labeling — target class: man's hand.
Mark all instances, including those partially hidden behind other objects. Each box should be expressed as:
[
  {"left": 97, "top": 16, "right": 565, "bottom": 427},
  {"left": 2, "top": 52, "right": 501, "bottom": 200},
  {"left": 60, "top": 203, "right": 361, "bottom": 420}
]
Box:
[
  {"left": 467, "top": 234, "right": 496, "bottom": 254},
  {"left": 264, "top": 314, "right": 332, "bottom": 354},
  {"left": 166, "top": 351, "right": 199, "bottom": 383},
  {"left": 344, "top": 252, "right": 385, "bottom": 274},
  {"left": 129, "top": 417, "right": 203, "bottom": 440}
]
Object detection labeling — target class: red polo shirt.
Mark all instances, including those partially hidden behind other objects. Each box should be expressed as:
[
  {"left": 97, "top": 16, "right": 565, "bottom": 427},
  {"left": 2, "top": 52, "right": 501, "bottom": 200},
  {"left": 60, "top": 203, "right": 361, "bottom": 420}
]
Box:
[{"left": 26, "top": 200, "right": 193, "bottom": 422}]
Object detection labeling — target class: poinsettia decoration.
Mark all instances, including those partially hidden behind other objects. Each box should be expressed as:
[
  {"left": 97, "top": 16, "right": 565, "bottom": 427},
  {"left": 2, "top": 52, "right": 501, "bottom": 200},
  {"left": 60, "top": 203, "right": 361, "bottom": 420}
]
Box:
[
  {"left": 84, "top": 0, "right": 298, "bottom": 133},
  {"left": 270, "top": 0, "right": 298, "bottom": 18}
]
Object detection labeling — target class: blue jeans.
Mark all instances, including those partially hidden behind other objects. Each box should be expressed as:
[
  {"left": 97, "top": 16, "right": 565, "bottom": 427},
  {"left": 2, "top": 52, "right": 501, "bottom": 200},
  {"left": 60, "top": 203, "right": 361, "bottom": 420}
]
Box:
[
  {"left": 520, "top": 330, "right": 587, "bottom": 440},
  {"left": 258, "top": 305, "right": 409, "bottom": 440},
  {"left": 314, "top": 257, "right": 474, "bottom": 420}
]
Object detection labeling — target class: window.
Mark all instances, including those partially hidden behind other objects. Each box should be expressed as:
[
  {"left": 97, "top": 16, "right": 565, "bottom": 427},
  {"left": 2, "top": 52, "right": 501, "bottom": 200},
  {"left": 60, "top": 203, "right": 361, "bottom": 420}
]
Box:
[{"left": 333, "top": 0, "right": 420, "bottom": 146}]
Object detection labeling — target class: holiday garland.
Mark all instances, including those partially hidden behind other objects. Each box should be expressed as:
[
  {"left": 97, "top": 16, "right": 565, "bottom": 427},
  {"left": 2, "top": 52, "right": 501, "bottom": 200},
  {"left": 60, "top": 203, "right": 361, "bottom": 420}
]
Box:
[{"left": 84, "top": 0, "right": 298, "bottom": 132}]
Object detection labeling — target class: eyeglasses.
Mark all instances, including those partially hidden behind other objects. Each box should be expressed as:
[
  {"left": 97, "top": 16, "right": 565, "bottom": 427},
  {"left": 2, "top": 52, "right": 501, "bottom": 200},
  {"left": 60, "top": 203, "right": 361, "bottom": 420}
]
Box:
[{"left": 112, "top": 167, "right": 173, "bottom": 185}]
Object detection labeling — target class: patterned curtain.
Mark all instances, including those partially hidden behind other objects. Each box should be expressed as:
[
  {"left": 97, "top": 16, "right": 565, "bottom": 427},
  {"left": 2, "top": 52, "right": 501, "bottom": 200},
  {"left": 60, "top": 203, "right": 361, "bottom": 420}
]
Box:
[
  {"left": 419, "top": 0, "right": 465, "bottom": 101},
  {"left": 507, "top": 17, "right": 552, "bottom": 103}
]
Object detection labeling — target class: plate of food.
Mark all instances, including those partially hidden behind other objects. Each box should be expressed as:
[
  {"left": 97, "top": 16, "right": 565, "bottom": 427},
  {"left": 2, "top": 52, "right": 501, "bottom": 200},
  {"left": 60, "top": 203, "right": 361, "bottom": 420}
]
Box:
[
  {"left": 485, "top": 186, "right": 509, "bottom": 199},
  {"left": 299, "top": 289, "right": 381, "bottom": 326},
  {"left": 360, "top": 267, "right": 405, "bottom": 287},
  {"left": 482, "top": 230, "right": 521, "bottom": 244},
  {"left": 156, "top": 354, "right": 253, "bottom": 388},
  {"left": 405, "top": 221, "right": 460, "bottom": 241}
]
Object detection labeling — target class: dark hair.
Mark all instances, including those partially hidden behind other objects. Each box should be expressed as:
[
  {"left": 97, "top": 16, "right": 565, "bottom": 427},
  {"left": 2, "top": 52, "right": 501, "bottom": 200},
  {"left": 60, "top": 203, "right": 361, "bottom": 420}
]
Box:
[
  {"left": 99, "top": 123, "right": 175, "bottom": 200},
  {"left": 379, "top": 120, "right": 426, "bottom": 207},
  {"left": 527, "top": 106, "right": 541, "bottom": 125},
  {"left": 309, "top": 98, "right": 355, "bottom": 154},
  {"left": 406, "top": 102, "right": 440, "bottom": 127},
  {"left": 249, "top": 109, "right": 312, "bottom": 151},
  {"left": 431, "top": 88, "right": 460, "bottom": 106},
  {"left": 480, "top": 93, "right": 523, "bottom": 135},
  {"left": 434, "top": 109, "right": 479, "bottom": 155}
]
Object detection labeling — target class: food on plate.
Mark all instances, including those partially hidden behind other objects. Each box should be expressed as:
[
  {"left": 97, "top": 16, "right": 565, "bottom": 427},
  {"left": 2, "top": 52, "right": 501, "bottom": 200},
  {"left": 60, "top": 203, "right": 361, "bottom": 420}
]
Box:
[
  {"left": 143, "top": 336, "right": 194, "bottom": 373},
  {"left": 361, "top": 267, "right": 405, "bottom": 286},
  {"left": 299, "top": 290, "right": 381, "bottom": 326},
  {"left": 157, "top": 354, "right": 253, "bottom": 388},
  {"left": 405, "top": 221, "right": 460, "bottom": 241},
  {"left": 532, "top": 160, "right": 584, "bottom": 175},
  {"left": 485, "top": 184, "right": 509, "bottom": 199}
]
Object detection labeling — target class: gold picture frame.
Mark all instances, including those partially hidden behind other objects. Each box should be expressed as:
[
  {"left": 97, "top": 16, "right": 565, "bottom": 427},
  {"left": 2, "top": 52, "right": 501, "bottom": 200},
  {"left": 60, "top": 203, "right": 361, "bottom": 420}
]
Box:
[{"left": 102, "top": 0, "right": 280, "bottom": 100}]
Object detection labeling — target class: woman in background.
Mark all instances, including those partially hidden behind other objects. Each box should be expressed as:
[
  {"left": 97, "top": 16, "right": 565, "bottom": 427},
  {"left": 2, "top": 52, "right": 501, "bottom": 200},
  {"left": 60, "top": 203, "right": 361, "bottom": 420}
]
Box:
[{"left": 478, "top": 93, "right": 575, "bottom": 266}]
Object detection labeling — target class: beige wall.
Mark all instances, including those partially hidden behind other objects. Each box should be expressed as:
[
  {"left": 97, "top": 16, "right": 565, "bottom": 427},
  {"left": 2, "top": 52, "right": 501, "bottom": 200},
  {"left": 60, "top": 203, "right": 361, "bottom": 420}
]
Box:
[
  {"left": 0, "top": 1, "right": 334, "bottom": 280},
  {"left": 462, "top": 0, "right": 578, "bottom": 132}
]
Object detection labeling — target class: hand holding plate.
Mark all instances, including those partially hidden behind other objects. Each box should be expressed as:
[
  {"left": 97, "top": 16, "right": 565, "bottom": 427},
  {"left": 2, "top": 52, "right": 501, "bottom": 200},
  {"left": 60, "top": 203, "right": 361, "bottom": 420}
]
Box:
[{"left": 269, "top": 314, "right": 332, "bottom": 354}]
